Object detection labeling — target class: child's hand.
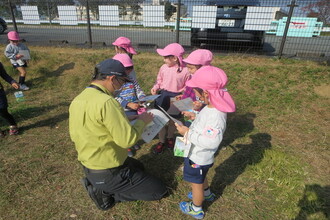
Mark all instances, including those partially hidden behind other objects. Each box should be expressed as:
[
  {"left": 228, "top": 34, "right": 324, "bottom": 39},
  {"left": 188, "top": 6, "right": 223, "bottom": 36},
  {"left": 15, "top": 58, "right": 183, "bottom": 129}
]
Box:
[
  {"left": 127, "top": 102, "right": 140, "bottom": 110},
  {"left": 182, "top": 111, "right": 196, "bottom": 120},
  {"left": 150, "top": 88, "right": 157, "bottom": 95},
  {"left": 175, "top": 123, "right": 189, "bottom": 136},
  {"left": 16, "top": 54, "right": 23, "bottom": 59},
  {"left": 175, "top": 94, "right": 183, "bottom": 100},
  {"left": 193, "top": 101, "right": 203, "bottom": 110},
  {"left": 11, "top": 82, "right": 19, "bottom": 89}
]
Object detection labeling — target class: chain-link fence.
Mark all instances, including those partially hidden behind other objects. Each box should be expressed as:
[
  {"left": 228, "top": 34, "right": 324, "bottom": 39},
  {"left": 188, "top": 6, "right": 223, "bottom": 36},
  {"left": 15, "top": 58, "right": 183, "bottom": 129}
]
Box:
[{"left": 0, "top": 0, "right": 329, "bottom": 59}]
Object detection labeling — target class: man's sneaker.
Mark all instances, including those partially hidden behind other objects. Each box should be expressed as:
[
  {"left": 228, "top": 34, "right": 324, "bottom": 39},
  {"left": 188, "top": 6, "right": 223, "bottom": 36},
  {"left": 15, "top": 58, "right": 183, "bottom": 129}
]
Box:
[
  {"left": 19, "top": 84, "right": 29, "bottom": 91},
  {"left": 127, "top": 148, "right": 134, "bottom": 157},
  {"left": 166, "top": 138, "right": 174, "bottom": 149},
  {"left": 179, "top": 201, "right": 204, "bottom": 219},
  {"left": 80, "top": 177, "right": 115, "bottom": 211},
  {"left": 187, "top": 192, "right": 216, "bottom": 201},
  {"left": 153, "top": 142, "right": 165, "bottom": 154},
  {"left": 132, "top": 144, "right": 141, "bottom": 150},
  {"left": 9, "top": 126, "right": 19, "bottom": 135}
]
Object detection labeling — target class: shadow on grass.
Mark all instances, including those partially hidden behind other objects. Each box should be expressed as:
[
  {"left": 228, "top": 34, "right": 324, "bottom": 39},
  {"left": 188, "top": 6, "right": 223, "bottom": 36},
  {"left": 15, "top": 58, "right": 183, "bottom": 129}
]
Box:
[
  {"left": 29, "top": 62, "right": 75, "bottom": 87},
  {"left": 19, "top": 112, "right": 68, "bottom": 133},
  {"left": 295, "top": 184, "right": 330, "bottom": 220},
  {"left": 7, "top": 102, "right": 70, "bottom": 132},
  {"left": 206, "top": 132, "right": 272, "bottom": 211}
]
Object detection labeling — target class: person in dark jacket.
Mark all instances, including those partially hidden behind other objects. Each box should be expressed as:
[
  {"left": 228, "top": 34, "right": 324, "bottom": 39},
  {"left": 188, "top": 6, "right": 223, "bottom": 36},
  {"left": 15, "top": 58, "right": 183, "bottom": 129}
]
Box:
[{"left": 0, "top": 62, "right": 19, "bottom": 136}]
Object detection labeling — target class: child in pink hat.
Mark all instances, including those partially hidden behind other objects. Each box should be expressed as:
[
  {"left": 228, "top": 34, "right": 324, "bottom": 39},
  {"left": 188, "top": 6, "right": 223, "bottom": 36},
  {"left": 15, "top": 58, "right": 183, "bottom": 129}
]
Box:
[
  {"left": 112, "top": 36, "right": 138, "bottom": 81},
  {"left": 175, "top": 66, "right": 235, "bottom": 219},
  {"left": 178, "top": 49, "right": 214, "bottom": 126},
  {"left": 4, "top": 31, "right": 30, "bottom": 90},
  {"left": 113, "top": 53, "right": 146, "bottom": 157},
  {"left": 151, "top": 43, "right": 190, "bottom": 154}
]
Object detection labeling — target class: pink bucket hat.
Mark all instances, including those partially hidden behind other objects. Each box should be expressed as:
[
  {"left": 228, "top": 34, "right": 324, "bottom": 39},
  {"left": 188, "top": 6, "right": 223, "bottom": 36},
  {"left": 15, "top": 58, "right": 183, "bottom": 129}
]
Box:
[
  {"left": 156, "top": 43, "right": 185, "bottom": 67},
  {"left": 186, "top": 66, "right": 236, "bottom": 113},
  {"left": 112, "top": 37, "right": 137, "bottom": 55},
  {"left": 8, "top": 31, "right": 20, "bottom": 41},
  {"left": 183, "top": 49, "right": 213, "bottom": 66},
  {"left": 113, "top": 53, "right": 133, "bottom": 67}
]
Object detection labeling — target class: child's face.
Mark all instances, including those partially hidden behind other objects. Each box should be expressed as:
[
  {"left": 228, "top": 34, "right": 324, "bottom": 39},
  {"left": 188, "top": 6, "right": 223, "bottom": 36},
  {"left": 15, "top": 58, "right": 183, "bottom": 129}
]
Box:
[
  {"left": 194, "top": 88, "right": 209, "bottom": 105},
  {"left": 125, "top": 66, "right": 133, "bottom": 75},
  {"left": 10, "top": 40, "right": 19, "bottom": 46},
  {"left": 163, "top": 55, "right": 178, "bottom": 67},
  {"left": 186, "top": 64, "right": 201, "bottom": 74}
]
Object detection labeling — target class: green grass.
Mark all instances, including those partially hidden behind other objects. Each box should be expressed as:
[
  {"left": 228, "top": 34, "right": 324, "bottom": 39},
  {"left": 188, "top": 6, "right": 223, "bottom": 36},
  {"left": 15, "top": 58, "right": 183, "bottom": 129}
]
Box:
[{"left": 0, "top": 46, "right": 329, "bottom": 219}]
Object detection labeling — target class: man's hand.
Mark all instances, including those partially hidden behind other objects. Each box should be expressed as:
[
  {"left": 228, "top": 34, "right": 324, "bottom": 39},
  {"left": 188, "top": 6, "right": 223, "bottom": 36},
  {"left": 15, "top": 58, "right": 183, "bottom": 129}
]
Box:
[
  {"left": 127, "top": 102, "right": 140, "bottom": 110},
  {"left": 175, "top": 123, "right": 189, "bottom": 136},
  {"left": 137, "top": 112, "right": 154, "bottom": 125},
  {"left": 16, "top": 54, "right": 23, "bottom": 59},
  {"left": 11, "top": 82, "right": 19, "bottom": 89}
]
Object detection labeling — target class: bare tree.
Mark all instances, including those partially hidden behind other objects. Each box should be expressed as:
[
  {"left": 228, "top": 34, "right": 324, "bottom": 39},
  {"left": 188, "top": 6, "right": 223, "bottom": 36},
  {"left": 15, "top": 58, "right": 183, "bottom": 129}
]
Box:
[{"left": 302, "top": 0, "right": 330, "bottom": 26}]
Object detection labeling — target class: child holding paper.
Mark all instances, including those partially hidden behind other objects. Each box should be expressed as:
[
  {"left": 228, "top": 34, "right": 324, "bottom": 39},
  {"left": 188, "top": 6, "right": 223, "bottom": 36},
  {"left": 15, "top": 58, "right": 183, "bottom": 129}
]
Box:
[
  {"left": 180, "top": 49, "right": 214, "bottom": 126},
  {"left": 113, "top": 53, "right": 146, "bottom": 157},
  {"left": 0, "top": 62, "right": 20, "bottom": 137},
  {"left": 4, "top": 31, "right": 30, "bottom": 91},
  {"left": 175, "top": 66, "right": 236, "bottom": 219},
  {"left": 150, "top": 43, "right": 190, "bottom": 154}
]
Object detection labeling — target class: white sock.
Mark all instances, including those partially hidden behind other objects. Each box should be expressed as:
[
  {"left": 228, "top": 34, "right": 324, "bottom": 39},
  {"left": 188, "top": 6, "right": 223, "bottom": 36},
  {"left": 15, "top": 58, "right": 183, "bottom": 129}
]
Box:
[{"left": 191, "top": 203, "right": 202, "bottom": 212}]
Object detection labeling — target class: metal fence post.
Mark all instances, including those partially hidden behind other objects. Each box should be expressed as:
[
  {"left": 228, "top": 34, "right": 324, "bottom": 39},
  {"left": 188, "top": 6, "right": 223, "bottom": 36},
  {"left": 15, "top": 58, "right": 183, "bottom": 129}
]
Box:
[
  {"left": 8, "top": 0, "right": 18, "bottom": 32},
  {"left": 278, "top": 0, "right": 298, "bottom": 59},
  {"left": 175, "top": 0, "right": 181, "bottom": 43},
  {"left": 86, "top": 0, "right": 93, "bottom": 47}
]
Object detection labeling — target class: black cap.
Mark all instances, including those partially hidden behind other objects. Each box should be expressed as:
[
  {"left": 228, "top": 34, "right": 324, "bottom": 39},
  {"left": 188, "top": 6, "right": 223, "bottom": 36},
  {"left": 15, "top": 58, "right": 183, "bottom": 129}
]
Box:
[{"left": 95, "top": 59, "right": 130, "bottom": 81}]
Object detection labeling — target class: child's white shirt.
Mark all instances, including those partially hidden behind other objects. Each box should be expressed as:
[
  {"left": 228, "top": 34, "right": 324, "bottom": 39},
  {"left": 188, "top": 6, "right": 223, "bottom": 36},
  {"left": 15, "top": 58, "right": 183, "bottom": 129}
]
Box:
[{"left": 187, "top": 106, "right": 227, "bottom": 165}]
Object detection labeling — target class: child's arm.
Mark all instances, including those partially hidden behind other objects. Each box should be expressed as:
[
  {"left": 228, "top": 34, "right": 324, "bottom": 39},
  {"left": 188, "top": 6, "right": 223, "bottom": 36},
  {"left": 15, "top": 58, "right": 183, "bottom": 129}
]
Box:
[
  {"left": 132, "top": 79, "right": 146, "bottom": 100},
  {"left": 151, "top": 66, "right": 164, "bottom": 95},
  {"left": 4, "top": 44, "right": 18, "bottom": 60},
  {"left": 0, "top": 62, "right": 18, "bottom": 88}
]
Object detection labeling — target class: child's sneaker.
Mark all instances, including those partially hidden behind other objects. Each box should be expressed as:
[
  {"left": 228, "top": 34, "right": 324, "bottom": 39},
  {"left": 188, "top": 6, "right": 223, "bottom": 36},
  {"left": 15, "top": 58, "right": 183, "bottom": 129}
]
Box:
[
  {"left": 19, "top": 84, "right": 29, "bottom": 91},
  {"left": 153, "top": 142, "right": 165, "bottom": 154},
  {"left": 179, "top": 201, "right": 204, "bottom": 219},
  {"left": 9, "top": 126, "right": 19, "bottom": 135},
  {"left": 166, "top": 138, "right": 175, "bottom": 149},
  {"left": 187, "top": 192, "right": 216, "bottom": 201},
  {"left": 127, "top": 148, "right": 134, "bottom": 157}
]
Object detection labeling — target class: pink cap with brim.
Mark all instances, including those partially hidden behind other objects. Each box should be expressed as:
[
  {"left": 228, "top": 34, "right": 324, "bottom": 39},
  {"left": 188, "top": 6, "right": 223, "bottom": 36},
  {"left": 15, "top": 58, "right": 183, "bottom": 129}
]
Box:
[
  {"left": 113, "top": 53, "right": 133, "bottom": 67},
  {"left": 112, "top": 37, "right": 137, "bottom": 55},
  {"left": 186, "top": 66, "right": 236, "bottom": 113},
  {"left": 156, "top": 43, "right": 185, "bottom": 67},
  {"left": 183, "top": 49, "right": 213, "bottom": 66},
  {"left": 8, "top": 31, "right": 20, "bottom": 41}
]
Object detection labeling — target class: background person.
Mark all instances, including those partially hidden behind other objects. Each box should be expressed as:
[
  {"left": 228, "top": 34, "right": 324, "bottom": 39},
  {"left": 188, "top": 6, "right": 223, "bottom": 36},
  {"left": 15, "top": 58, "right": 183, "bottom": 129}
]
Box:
[
  {"left": 0, "top": 62, "right": 19, "bottom": 136},
  {"left": 69, "top": 59, "right": 167, "bottom": 211},
  {"left": 112, "top": 36, "right": 138, "bottom": 80},
  {"left": 150, "top": 43, "right": 190, "bottom": 154},
  {"left": 4, "top": 31, "right": 30, "bottom": 90}
]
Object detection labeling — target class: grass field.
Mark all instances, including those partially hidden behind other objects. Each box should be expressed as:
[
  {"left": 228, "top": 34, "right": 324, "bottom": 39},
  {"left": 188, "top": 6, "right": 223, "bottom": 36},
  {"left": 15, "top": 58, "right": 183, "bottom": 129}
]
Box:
[{"left": 0, "top": 46, "right": 329, "bottom": 220}]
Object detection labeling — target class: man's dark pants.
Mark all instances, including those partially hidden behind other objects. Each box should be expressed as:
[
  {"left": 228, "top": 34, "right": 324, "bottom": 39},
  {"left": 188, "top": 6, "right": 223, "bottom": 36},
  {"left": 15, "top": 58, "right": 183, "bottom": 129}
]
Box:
[{"left": 83, "top": 157, "right": 168, "bottom": 203}]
